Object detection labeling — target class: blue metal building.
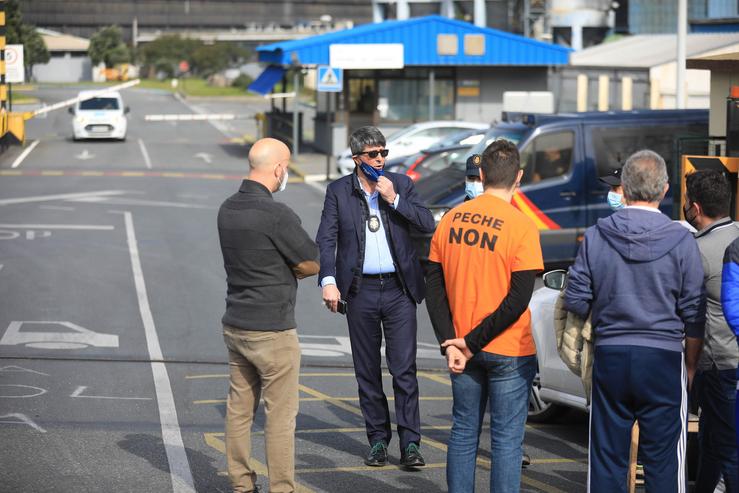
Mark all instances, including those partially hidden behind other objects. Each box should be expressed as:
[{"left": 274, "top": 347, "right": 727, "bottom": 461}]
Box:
[{"left": 249, "top": 15, "right": 570, "bottom": 154}]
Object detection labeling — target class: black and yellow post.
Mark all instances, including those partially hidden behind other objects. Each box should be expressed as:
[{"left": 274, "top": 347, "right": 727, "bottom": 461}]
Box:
[{"left": 681, "top": 155, "right": 739, "bottom": 220}]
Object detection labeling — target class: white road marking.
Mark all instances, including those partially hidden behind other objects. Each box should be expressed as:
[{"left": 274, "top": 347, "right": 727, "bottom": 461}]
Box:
[
  {"left": 75, "top": 149, "right": 95, "bottom": 160},
  {"left": 120, "top": 210, "right": 195, "bottom": 493},
  {"left": 0, "top": 321, "right": 119, "bottom": 349},
  {"left": 194, "top": 152, "right": 212, "bottom": 164},
  {"left": 138, "top": 138, "right": 153, "bottom": 169},
  {"left": 0, "top": 224, "right": 114, "bottom": 230},
  {"left": 0, "top": 366, "right": 48, "bottom": 376},
  {"left": 71, "top": 386, "right": 152, "bottom": 401},
  {"left": 0, "top": 190, "right": 126, "bottom": 206},
  {"left": 69, "top": 197, "right": 214, "bottom": 209},
  {"left": 0, "top": 413, "right": 46, "bottom": 433},
  {"left": 0, "top": 384, "right": 47, "bottom": 398},
  {"left": 39, "top": 205, "right": 76, "bottom": 211},
  {"left": 10, "top": 139, "right": 40, "bottom": 169}
]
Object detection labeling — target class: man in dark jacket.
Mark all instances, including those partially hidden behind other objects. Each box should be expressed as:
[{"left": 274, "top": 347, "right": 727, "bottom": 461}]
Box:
[
  {"left": 316, "top": 126, "right": 435, "bottom": 468},
  {"left": 218, "top": 137, "right": 319, "bottom": 493},
  {"left": 722, "top": 237, "right": 739, "bottom": 489},
  {"left": 564, "top": 149, "right": 706, "bottom": 492}
]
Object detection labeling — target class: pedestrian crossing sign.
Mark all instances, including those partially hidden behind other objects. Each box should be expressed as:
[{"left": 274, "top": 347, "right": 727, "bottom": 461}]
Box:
[{"left": 317, "top": 66, "right": 343, "bottom": 92}]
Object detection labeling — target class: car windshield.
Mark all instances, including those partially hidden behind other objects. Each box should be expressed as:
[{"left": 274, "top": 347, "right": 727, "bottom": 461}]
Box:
[
  {"left": 451, "top": 126, "right": 530, "bottom": 171},
  {"left": 79, "top": 97, "right": 120, "bottom": 111},
  {"left": 428, "top": 129, "right": 483, "bottom": 150}
]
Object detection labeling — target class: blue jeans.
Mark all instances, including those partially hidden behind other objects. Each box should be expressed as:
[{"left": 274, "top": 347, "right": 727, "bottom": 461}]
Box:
[
  {"left": 695, "top": 368, "right": 738, "bottom": 493},
  {"left": 447, "top": 352, "right": 536, "bottom": 493}
]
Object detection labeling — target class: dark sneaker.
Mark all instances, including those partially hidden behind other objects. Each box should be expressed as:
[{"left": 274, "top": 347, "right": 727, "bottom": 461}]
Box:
[
  {"left": 400, "top": 443, "right": 426, "bottom": 467},
  {"left": 364, "top": 441, "right": 388, "bottom": 466},
  {"left": 522, "top": 453, "right": 531, "bottom": 468}
]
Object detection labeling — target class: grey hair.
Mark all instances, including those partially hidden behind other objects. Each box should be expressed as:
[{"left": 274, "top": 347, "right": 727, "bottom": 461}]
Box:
[
  {"left": 350, "top": 126, "right": 386, "bottom": 155},
  {"left": 621, "top": 149, "right": 669, "bottom": 203}
]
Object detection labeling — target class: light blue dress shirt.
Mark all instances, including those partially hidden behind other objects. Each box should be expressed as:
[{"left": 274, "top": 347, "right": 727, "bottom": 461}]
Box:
[{"left": 321, "top": 177, "right": 400, "bottom": 287}]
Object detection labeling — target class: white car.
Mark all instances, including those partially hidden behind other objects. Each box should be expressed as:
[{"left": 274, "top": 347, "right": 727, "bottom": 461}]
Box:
[
  {"left": 337, "top": 121, "right": 489, "bottom": 175},
  {"left": 70, "top": 90, "right": 129, "bottom": 141}
]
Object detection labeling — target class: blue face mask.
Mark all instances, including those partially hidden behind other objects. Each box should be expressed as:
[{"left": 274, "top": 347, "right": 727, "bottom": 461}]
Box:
[
  {"left": 359, "top": 162, "right": 383, "bottom": 182},
  {"left": 607, "top": 191, "right": 625, "bottom": 211},
  {"left": 465, "top": 181, "right": 484, "bottom": 199}
]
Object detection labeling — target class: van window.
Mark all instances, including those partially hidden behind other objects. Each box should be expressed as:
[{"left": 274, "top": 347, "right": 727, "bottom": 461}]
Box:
[
  {"left": 592, "top": 124, "right": 707, "bottom": 177},
  {"left": 79, "top": 97, "right": 120, "bottom": 111},
  {"left": 519, "top": 131, "right": 574, "bottom": 185}
]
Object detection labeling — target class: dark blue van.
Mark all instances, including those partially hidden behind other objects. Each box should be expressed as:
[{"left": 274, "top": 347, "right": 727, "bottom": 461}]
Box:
[{"left": 413, "top": 109, "right": 709, "bottom": 265}]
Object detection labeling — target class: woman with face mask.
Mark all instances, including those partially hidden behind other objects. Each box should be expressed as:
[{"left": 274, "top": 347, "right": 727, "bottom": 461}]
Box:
[{"left": 599, "top": 167, "right": 625, "bottom": 211}]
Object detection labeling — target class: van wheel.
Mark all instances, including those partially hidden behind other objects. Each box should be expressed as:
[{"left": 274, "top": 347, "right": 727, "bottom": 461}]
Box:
[{"left": 528, "top": 373, "right": 565, "bottom": 423}]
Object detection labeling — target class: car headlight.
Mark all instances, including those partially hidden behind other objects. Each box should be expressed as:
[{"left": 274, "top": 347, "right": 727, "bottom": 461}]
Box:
[
  {"left": 75, "top": 116, "right": 86, "bottom": 124},
  {"left": 429, "top": 206, "right": 450, "bottom": 226}
]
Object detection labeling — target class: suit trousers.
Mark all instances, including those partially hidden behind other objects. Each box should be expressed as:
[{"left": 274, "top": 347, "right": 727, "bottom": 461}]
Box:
[
  {"left": 223, "top": 325, "right": 301, "bottom": 493},
  {"left": 346, "top": 276, "right": 421, "bottom": 450}
]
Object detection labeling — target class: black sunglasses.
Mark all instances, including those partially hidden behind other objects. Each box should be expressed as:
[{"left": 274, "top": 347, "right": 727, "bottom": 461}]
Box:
[{"left": 354, "top": 149, "right": 389, "bottom": 158}]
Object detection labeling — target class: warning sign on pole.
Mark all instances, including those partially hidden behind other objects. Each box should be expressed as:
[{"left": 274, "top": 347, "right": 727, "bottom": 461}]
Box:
[
  {"left": 317, "top": 65, "right": 343, "bottom": 92},
  {"left": 5, "top": 45, "right": 25, "bottom": 84}
]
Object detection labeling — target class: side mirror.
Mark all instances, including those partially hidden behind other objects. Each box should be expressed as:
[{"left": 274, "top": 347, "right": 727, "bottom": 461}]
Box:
[
  {"left": 124, "top": 106, "right": 131, "bottom": 114},
  {"left": 542, "top": 269, "right": 568, "bottom": 291},
  {"left": 68, "top": 107, "right": 75, "bottom": 115}
]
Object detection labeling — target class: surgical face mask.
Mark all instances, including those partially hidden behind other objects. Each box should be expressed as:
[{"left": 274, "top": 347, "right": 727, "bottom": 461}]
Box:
[
  {"left": 607, "top": 191, "right": 624, "bottom": 211},
  {"left": 683, "top": 202, "right": 697, "bottom": 227},
  {"left": 359, "top": 161, "right": 383, "bottom": 182},
  {"left": 277, "top": 167, "right": 288, "bottom": 193},
  {"left": 465, "top": 180, "right": 484, "bottom": 199}
]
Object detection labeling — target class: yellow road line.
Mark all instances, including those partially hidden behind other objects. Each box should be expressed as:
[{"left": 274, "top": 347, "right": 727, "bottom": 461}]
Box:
[
  {"left": 120, "top": 171, "right": 146, "bottom": 177},
  {"left": 418, "top": 371, "right": 451, "bottom": 386},
  {"left": 201, "top": 174, "right": 227, "bottom": 180},
  {"left": 0, "top": 170, "right": 22, "bottom": 175},
  {"left": 40, "top": 170, "right": 64, "bottom": 176},
  {"left": 79, "top": 171, "right": 104, "bottom": 176},
  {"left": 161, "top": 172, "right": 185, "bottom": 178},
  {"left": 297, "top": 382, "right": 566, "bottom": 493},
  {"left": 204, "top": 433, "right": 316, "bottom": 493}
]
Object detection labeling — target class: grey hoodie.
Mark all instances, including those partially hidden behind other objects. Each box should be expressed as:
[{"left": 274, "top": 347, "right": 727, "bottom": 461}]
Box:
[{"left": 564, "top": 207, "right": 706, "bottom": 352}]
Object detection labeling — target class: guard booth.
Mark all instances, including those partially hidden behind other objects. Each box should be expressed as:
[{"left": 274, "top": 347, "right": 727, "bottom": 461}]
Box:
[{"left": 248, "top": 15, "right": 570, "bottom": 156}]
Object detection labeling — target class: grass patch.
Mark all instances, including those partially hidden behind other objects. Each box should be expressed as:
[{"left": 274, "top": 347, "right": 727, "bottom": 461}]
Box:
[{"left": 11, "top": 94, "right": 39, "bottom": 104}]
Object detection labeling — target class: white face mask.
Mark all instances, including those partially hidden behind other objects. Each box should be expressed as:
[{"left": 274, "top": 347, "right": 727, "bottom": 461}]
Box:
[
  {"left": 277, "top": 167, "right": 288, "bottom": 193},
  {"left": 465, "top": 180, "right": 484, "bottom": 199}
]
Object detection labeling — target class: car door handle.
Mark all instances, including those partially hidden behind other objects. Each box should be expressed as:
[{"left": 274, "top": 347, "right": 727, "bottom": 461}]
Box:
[{"left": 559, "top": 191, "right": 577, "bottom": 198}]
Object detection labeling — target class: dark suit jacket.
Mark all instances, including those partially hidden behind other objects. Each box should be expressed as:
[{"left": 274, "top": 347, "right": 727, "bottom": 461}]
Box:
[{"left": 316, "top": 171, "right": 435, "bottom": 303}]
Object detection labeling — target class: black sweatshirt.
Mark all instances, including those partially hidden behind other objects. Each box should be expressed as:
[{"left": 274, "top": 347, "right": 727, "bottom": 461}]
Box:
[{"left": 425, "top": 261, "right": 537, "bottom": 354}]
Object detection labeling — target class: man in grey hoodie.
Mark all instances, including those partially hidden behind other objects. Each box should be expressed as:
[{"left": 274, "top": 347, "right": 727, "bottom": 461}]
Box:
[{"left": 564, "top": 149, "right": 706, "bottom": 493}]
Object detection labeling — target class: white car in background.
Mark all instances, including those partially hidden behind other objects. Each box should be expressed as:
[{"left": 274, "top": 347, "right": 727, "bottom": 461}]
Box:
[
  {"left": 70, "top": 90, "right": 129, "bottom": 141},
  {"left": 337, "top": 121, "right": 489, "bottom": 175}
]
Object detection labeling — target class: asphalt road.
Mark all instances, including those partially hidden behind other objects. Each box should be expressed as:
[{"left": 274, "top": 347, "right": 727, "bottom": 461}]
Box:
[{"left": 0, "top": 85, "right": 588, "bottom": 493}]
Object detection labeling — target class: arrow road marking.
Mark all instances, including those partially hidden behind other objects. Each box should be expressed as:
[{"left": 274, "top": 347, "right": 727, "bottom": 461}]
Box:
[
  {"left": 71, "top": 386, "right": 152, "bottom": 401},
  {"left": 75, "top": 149, "right": 95, "bottom": 160},
  {"left": 0, "top": 366, "right": 48, "bottom": 376},
  {"left": 0, "top": 413, "right": 46, "bottom": 433},
  {"left": 194, "top": 152, "right": 212, "bottom": 164}
]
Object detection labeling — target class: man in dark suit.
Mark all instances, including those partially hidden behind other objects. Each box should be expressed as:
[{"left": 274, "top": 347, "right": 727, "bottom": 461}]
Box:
[{"left": 316, "top": 126, "right": 435, "bottom": 468}]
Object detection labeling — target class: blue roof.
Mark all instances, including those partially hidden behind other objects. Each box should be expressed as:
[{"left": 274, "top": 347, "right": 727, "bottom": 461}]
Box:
[
  {"left": 257, "top": 15, "right": 570, "bottom": 67},
  {"left": 247, "top": 65, "right": 285, "bottom": 95}
]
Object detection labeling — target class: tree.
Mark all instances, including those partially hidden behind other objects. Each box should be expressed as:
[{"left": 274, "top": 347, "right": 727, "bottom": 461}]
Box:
[
  {"left": 140, "top": 35, "right": 202, "bottom": 78},
  {"left": 88, "top": 26, "right": 130, "bottom": 68},
  {"left": 6, "top": 0, "right": 50, "bottom": 79},
  {"left": 191, "top": 43, "right": 249, "bottom": 77}
]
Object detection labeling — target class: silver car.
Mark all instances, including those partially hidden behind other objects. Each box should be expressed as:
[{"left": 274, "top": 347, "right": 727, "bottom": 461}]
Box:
[{"left": 528, "top": 270, "right": 588, "bottom": 422}]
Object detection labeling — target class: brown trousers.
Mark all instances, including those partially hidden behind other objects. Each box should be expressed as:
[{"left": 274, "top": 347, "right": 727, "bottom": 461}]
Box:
[{"left": 223, "top": 325, "right": 300, "bottom": 493}]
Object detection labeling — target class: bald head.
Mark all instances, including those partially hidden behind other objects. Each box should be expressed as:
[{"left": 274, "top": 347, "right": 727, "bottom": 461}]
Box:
[{"left": 248, "top": 138, "right": 290, "bottom": 171}]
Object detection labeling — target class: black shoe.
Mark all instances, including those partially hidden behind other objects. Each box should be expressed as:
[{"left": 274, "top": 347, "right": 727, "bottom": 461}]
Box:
[
  {"left": 522, "top": 453, "right": 531, "bottom": 468},
  {"left": 400, "top": 443, "right": 426, "bottom": 467},
  {"left": 364, "top": 441, "right": 388, "bottom": 466}
]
